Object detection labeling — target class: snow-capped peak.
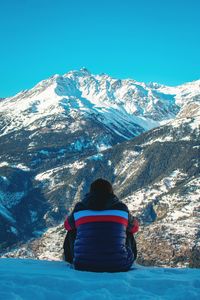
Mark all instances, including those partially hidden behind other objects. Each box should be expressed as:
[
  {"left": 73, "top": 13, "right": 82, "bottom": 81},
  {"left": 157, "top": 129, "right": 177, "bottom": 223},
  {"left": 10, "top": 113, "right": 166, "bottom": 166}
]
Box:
[
  {"left": 64, "top": 67, "right": 91, "bottom": 79},
  {"left": 0, "top": 69, "right": 199, "bottom": 138}
]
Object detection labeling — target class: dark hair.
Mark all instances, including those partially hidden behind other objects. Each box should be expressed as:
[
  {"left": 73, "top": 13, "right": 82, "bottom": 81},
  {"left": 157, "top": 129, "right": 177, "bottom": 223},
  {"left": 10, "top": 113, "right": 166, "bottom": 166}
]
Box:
[
  {"left": 88, "top": 178, "right": 114, "bottom": 210},
  {"left": 90, "top": 178, "right": 113, "bottom": 195}
]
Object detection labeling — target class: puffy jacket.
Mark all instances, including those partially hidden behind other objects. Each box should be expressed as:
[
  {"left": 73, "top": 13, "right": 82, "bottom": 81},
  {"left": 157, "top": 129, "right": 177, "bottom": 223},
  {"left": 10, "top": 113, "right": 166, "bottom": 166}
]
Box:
[{"left": 64, "top": 193, "right": 139, "bottom": 272}]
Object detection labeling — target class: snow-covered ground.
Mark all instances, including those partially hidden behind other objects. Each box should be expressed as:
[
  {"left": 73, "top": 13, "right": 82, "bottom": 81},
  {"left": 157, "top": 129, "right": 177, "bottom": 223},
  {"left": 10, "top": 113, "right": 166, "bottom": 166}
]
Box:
[{"left": 0, "top": 259, "right": 199, "bottom": 300}]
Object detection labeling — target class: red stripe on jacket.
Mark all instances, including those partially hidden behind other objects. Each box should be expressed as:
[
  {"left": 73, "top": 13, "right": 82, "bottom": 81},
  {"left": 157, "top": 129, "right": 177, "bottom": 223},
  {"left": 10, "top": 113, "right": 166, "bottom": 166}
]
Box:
[
  {"left": 130, "top": 219, "right": 139, "bottom": 233},
  {"left": 64, "top": 218, "right": 72, "bottom": 231},
  {"left": 75, "top": 215, "right": 128, "bottom": 227}
]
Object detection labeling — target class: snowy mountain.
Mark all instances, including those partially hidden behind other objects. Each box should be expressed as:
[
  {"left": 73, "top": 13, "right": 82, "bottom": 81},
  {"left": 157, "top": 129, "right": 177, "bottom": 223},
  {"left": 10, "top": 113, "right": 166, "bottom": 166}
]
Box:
[
  {"left": 0, "top": 69, "right": 199, "bottom": 267},
  {"left": 2, "top": 68, "right": 199, "bottom": 140},
  {"left": 1, "top": 259, "right": 200, "bottom": 300}
]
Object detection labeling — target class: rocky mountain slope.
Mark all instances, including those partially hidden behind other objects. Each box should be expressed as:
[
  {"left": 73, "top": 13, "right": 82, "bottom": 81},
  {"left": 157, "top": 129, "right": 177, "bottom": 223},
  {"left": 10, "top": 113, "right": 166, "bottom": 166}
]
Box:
[
  {"left": 3, "top": 99, "right": 199, "bottom": 267},
  {"left": 0, "top": 69, "right": 199, "bottom": 267}
]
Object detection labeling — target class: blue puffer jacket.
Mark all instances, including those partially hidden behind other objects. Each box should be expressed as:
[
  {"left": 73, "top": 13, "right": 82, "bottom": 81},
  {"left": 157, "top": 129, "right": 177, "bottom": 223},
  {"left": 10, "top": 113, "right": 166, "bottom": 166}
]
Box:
[{"left": 64, "top": 193, "right": 138, "bottom": 272}]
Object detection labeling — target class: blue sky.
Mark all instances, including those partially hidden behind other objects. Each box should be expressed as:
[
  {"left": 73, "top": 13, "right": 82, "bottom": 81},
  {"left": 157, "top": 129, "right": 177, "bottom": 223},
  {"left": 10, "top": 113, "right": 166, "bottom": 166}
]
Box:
[{"left": 0, "top": 0, "right": 199, "bottom": 97}]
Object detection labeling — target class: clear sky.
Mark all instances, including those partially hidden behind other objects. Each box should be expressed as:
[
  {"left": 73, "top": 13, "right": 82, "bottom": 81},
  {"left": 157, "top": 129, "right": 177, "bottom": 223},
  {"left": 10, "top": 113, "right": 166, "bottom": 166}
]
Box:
[{"left": 0, "top": 0, "right": 200, "bottom": 97}]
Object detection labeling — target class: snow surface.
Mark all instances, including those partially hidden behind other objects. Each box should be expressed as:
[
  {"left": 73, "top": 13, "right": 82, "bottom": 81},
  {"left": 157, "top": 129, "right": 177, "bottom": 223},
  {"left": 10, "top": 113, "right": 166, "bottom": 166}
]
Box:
[
  {"left": 0, "top": 259, "right": 200, "bottom": 300},
  {"left": 0, "top": 162, "right": 30, "bottom": 171}
]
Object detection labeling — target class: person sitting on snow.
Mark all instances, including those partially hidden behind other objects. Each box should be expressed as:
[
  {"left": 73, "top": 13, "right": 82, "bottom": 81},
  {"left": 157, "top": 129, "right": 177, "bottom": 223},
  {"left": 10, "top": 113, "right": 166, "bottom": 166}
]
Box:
[{"left": 63, "top": 178, "right": 139, "bottom": 272}]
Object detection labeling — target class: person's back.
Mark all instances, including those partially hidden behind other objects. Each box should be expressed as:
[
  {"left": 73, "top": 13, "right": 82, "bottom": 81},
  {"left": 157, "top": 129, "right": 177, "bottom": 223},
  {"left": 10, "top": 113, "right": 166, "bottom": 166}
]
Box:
[{"left": 64, "top": 179, "right": 139, "bottom": 272}]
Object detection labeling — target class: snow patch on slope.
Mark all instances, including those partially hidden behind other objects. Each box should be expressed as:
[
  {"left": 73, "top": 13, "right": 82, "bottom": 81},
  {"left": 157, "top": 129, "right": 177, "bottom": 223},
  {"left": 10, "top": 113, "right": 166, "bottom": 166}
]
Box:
[{"left": 125, "top": 172, "right": 200, "bottom": 247}]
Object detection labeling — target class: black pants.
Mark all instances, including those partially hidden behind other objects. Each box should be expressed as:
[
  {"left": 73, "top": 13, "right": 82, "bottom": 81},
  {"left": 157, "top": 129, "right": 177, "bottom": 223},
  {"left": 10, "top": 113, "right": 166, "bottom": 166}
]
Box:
[
  {"left": 63, "top": 230, "right": 77, "bottom": 263},
  {"left": 63, "top": 230, "right": 137, "bottom": 263}
]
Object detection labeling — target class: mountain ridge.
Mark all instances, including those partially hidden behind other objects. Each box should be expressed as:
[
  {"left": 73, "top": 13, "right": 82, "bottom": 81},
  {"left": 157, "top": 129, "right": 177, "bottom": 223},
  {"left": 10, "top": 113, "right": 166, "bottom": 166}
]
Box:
[{"left": 0, "top": 69, "right": 199, "bottom": 267}]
